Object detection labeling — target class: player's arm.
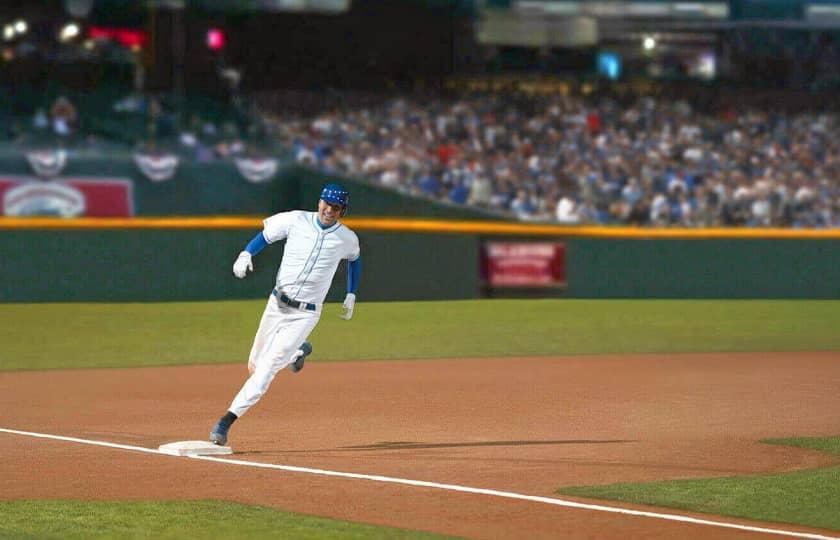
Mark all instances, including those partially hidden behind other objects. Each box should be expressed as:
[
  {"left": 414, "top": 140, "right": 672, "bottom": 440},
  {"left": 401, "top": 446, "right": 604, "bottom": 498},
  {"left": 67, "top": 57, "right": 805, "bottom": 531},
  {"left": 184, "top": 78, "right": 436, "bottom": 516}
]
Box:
[
  {"left": 232, "top": 231, "right": 268, "bottom": 278},
  {"left": 233, "top": 212, "right": 293, "bottom": 279},
  {"left": 340, "top": 255, "right": 361, "bottom": 320}
]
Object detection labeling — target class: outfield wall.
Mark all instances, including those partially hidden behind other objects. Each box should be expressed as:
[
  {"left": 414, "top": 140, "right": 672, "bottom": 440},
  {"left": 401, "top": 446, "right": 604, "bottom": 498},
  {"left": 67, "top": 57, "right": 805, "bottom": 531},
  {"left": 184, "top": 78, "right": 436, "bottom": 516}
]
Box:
[
  {"left": 568, "top": 238, "right": 839, "bottom": 299},
  {"left": 0, "top": 228, "right": 477, "bottom": 302},
  {"left": 2, "top": 219, "right": 838, "bottom": 301}
]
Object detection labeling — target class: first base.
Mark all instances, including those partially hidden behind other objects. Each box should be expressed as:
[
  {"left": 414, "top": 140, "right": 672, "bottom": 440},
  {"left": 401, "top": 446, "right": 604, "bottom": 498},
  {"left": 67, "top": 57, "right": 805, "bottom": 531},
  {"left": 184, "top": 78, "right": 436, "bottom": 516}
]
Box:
[{"left": 158, "top": 440, "right": 232, "bottom": 456}]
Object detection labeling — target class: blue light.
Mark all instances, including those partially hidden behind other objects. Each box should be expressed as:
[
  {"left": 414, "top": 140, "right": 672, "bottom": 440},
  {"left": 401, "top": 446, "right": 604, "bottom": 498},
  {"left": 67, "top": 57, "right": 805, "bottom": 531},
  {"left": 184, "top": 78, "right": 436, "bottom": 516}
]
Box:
[{"left": 597, "top": 51, "right": 621, "bottom": 80}]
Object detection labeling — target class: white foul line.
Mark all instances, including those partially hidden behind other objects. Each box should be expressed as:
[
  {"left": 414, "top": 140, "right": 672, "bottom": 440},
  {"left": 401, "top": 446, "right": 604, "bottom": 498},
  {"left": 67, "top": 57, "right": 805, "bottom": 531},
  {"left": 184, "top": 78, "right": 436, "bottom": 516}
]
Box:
[{"left": 1, "top": 427, "right": 837, "bottom": 540}]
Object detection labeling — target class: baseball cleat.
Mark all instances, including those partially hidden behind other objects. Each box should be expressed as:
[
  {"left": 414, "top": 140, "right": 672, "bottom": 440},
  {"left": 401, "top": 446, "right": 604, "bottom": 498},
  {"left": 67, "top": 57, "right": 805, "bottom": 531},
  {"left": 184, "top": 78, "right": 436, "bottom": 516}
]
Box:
[
  {"left": 291, "top": 341, "right": 312, "bottom": 373},
  {"left": 209, "top": 422, "right": 229, "bottom": 446}
]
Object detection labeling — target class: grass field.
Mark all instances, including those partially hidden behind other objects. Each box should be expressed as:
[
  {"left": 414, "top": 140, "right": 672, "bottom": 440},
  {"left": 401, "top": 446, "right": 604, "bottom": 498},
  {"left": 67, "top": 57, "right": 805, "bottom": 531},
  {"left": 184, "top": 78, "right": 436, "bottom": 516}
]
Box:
[
  {"left": 558, "top": 437, "right": 840, "bottom": 531},
  {"left": 3, "top": 299, "right": 839, "bottom": 537},
  {"left": 0, "top": 500, "right": 461, "bottom": 540},
  {"left": 1, "top": 299, "right": 839, "bottom": 370}
]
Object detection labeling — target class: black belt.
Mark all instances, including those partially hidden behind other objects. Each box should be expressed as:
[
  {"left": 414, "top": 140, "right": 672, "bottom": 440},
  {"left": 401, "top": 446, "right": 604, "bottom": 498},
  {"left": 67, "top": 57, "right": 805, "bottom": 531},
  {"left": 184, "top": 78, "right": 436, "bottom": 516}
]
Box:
[{"left": 272, "top": 289, "right": 317, "bottom": 312}]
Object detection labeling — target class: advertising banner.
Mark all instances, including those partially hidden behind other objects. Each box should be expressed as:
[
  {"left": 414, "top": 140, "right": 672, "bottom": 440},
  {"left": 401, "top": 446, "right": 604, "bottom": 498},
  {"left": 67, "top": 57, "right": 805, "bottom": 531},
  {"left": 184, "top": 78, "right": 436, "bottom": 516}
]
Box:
[
  {"left": 0, "top": 176, "right": 134, "bottom": 217},
  {"left": 482, "top": 241, "right": 566, "bottom": 288}
]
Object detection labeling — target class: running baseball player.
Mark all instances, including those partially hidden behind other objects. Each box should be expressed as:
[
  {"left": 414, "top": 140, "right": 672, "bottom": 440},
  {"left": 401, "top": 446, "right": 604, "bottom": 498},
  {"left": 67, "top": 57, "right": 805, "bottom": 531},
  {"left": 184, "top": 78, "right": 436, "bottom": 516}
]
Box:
[{"left": 209, "top": 183, "right": 361, "bottom": 446}]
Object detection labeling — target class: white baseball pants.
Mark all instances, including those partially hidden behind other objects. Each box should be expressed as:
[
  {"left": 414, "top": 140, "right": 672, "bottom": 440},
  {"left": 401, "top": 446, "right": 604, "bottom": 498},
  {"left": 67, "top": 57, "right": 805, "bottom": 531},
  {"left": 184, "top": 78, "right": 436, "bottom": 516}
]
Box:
[{"left": 228, "top": 295, "right": 320, "bottom": 417}]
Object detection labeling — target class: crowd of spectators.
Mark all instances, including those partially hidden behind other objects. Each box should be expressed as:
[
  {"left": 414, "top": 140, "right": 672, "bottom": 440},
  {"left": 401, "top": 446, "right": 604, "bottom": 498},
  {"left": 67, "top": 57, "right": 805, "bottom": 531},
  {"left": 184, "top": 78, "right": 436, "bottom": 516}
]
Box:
[
  {"left": 257, "top": 86, "right": 840, "bottom": 228},
  {"left": 30, "top": 95, "right": 78, "bottom": 137}
]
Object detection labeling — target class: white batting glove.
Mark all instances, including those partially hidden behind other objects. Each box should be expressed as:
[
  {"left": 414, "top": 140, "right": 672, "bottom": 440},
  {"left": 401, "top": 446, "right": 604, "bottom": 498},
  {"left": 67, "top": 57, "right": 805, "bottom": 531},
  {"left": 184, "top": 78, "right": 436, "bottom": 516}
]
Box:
[
  {"left": 232, "top": 251, "right": 253, "bottom": 279},
  {"left": 340, "top": 293, "right": 356, "bottom": 320}
]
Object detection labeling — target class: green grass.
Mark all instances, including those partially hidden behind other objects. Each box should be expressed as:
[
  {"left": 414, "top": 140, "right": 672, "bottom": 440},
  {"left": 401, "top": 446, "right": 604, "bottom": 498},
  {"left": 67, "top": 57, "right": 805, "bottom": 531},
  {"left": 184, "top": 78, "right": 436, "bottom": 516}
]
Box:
[
  {"left": 763, "top": 436, "right": 840, "bottom": 455},
  {"left": 1, "top": 299, "right": 839, "bottom": 370},
  {"left": 558, "top": 436, "right": 840, "bottom": 531},
  {"left": 0, "top": 500, "right": 461, "bottom": 540}
]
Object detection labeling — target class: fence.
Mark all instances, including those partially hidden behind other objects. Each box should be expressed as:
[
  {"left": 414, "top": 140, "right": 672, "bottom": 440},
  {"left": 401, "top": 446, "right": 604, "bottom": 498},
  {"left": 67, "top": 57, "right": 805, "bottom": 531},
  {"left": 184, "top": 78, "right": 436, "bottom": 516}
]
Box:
[{"left": 2, "top": 218, "right": 838, "bottom": 302}]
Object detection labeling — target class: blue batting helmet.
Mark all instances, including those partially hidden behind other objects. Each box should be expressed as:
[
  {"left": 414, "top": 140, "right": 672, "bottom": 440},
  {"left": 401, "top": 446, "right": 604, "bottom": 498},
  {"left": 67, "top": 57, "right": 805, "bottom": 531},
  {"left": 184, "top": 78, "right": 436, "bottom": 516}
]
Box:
[{"left": 320, "top": 183, "right": 349, "bottom": 212}]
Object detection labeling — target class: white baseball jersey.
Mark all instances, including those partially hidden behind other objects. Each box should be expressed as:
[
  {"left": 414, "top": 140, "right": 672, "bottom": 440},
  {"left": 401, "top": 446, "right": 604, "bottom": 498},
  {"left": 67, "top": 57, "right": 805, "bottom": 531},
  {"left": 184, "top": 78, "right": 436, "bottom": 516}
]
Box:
[{"left": 262, "top": 210, "right": 360, "bottom": 305}]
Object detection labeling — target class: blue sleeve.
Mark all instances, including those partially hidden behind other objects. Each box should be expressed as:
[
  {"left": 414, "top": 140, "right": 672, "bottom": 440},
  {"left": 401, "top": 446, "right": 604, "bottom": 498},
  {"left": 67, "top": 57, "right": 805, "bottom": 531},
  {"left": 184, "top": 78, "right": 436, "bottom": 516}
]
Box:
[
  {"left": 347, "top": 256, "right": 361, "bottom": 294},
  {"left": 244, "top": 231, "right": 268, "bottom": 256}
]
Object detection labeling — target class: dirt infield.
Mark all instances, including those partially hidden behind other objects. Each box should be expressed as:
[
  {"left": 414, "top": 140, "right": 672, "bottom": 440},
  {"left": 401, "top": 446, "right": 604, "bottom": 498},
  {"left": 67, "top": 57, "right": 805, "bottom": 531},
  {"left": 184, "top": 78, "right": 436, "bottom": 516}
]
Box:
[{"left": 2, "top": 352, "right": 839, "bottom": 539}]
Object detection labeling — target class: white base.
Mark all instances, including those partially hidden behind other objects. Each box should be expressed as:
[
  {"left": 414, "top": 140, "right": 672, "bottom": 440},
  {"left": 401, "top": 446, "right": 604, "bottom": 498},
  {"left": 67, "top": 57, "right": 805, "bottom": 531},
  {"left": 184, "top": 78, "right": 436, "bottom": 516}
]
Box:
[{"left": 158, "top": 440, "right": 232, "bottom": 456}]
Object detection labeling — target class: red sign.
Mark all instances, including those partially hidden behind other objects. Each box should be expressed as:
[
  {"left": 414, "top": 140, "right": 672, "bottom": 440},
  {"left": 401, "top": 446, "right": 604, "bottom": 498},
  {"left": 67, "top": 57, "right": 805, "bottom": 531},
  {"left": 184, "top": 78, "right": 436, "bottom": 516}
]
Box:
[
  {"left": 0, "top": 177, "right": 134, "bottom": 217},
  {"left": 483, "top": 241, "right": 566, "bottom": 287},
  {"left": 88, "top": 27, "right": 148, "bottom": 49}
]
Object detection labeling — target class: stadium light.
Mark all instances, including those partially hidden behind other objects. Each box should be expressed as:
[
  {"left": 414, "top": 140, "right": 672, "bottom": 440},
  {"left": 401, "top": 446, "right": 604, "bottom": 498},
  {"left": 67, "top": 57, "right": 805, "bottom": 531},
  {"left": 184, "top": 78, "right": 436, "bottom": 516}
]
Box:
[
  {"left": 13, "top": 20, "right": 27, "bottom": 35},
  {"left": 60, "top": 22, "right": 81, "bottom": 42},
  {"left": 206, "top": 27, "right": 225, "bottom": 51},
  {"left": 643, "top": 36, "right": 656, "bottom": 51},
  {"left": 3, "top": 25, "right": 14, "bottom": 41}
]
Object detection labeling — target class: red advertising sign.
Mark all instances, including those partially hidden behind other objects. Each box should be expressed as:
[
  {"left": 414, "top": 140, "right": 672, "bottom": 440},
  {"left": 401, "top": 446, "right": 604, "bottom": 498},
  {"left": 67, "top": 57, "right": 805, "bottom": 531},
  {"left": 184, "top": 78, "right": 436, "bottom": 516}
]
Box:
[
  {"left": 483, "top": 241, "right": 566, "bottom": 287},
  {"left": 0, "top": 177, "right": 134, "bottom": 217}
]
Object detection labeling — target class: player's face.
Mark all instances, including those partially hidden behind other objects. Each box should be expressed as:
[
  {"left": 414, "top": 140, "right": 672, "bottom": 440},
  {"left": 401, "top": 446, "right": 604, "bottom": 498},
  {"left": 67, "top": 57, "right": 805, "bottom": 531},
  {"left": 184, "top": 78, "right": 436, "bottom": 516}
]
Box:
[{"left": 318, "top": 199, "right": 342, "bottom": 226}]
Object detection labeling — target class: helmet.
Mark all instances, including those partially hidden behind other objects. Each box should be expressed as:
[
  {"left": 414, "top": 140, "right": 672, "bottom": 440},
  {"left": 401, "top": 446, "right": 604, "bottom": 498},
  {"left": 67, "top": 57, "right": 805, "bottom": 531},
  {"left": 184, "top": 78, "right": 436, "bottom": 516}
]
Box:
[{"left": 320, "top": 183, "right": 349, "bottom": 216}]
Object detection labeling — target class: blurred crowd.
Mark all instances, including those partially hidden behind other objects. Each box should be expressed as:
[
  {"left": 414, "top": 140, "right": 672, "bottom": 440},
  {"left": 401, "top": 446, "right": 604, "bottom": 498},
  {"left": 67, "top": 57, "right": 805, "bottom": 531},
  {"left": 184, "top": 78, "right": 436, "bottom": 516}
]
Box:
[{"left": 259, "top": 87, "right": 840, "bottom": 228}]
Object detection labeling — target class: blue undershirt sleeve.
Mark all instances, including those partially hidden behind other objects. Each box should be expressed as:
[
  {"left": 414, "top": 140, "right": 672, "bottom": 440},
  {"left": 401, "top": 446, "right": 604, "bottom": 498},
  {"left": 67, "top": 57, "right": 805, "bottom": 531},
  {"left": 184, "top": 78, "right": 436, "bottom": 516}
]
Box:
[
  {"left": 244, "top": 231, "right": 268, "bottom": 256},
  {"left": 347, "top": 256, "right": 361, "bottom": 294}
]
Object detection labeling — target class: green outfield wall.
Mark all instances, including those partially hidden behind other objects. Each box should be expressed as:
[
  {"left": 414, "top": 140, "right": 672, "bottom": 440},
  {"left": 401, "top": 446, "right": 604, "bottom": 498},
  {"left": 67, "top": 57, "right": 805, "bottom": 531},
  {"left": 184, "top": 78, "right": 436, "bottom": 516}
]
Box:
[
  {"left": 1, "top": 227, "right": 837, "bottom": 301},
  {"left": 0, "top": 229, "right": 478, "bottom": 302},
  {"left": 566, "top": 238, "right": 840, "bottom": 299}
]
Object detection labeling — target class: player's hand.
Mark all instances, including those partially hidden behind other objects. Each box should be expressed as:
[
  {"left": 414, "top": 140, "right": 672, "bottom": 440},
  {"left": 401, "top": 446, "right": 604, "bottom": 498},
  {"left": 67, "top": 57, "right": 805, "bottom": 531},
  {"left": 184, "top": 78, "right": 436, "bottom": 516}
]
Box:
[
  {"left": 233, "top": 251, "right": 253, "bottom": 279},
  {"left": 340, "top": 293, "right": 356, "bottom": 320}
]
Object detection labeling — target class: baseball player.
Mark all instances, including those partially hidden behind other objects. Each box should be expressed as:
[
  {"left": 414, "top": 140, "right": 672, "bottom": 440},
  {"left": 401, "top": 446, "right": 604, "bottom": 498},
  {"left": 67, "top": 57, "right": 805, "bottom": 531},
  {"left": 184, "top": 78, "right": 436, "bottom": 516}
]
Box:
[{"left": 209, "top": 183, "right": 361, "bottom": 446}]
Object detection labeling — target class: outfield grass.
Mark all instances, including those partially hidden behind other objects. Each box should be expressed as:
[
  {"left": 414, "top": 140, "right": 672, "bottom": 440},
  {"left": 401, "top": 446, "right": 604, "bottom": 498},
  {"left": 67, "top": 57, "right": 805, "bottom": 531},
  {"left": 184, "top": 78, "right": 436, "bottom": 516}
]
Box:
[
  {"left": 0, "top": 500, "right": 462, "bottom": 540},
  {"left": 1, "top": 299, "right": 839, "bottom": 370},
  {"left": 763, "top": 436, "right": 840, "bottom": 455},
  {"left": 558, "top": 437, "right": 840, "bottom": 532}
]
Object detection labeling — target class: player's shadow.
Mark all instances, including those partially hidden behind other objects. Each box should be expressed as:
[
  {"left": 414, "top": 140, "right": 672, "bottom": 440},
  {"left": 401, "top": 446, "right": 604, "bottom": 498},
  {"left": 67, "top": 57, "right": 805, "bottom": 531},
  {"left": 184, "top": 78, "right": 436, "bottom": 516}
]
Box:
[
  {"left": 338, "top": 440, "right": 635, "bottom": 451},
  {"left": 236, "top": 439, "right": 635, "bottom": 455}
]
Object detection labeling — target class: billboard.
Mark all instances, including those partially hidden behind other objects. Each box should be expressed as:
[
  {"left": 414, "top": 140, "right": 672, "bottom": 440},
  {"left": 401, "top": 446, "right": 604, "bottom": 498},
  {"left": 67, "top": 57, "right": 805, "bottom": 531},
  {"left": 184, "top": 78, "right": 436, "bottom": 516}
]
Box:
[
  {"left": 481, "top": 241, "right": 566, "bottom": 288},
  {"left": 0, "top": 177, "right": 134, "bottom": 217}
]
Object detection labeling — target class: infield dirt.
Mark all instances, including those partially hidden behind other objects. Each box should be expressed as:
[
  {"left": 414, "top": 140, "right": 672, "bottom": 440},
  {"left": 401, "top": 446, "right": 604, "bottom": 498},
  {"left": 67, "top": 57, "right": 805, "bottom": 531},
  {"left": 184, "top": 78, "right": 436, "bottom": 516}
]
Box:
[{"left": 2, "top": 352, "right": 839, "bottom": 539}]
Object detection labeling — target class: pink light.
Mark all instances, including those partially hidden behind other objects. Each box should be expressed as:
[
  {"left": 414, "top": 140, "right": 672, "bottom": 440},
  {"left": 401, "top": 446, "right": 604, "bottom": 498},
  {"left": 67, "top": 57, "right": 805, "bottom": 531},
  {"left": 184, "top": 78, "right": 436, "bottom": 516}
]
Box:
[{"left": 206, "top": 28, "right": 225, "bottom": 51}]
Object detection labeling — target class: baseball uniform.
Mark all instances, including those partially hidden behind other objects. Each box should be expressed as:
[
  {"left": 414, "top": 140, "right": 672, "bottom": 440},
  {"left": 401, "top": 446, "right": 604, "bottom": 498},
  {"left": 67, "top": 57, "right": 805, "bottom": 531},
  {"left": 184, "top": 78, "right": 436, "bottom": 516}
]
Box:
[{"left": 210, "top": 184, "right": 360, "bottom": 445}]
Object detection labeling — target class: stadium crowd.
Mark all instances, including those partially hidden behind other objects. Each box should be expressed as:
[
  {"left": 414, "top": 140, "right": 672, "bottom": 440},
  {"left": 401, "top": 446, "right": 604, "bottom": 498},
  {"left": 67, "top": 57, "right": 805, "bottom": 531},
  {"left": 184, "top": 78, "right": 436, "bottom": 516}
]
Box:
[{"left": 258, "top": 87, "right": 840, "bottom": 228}]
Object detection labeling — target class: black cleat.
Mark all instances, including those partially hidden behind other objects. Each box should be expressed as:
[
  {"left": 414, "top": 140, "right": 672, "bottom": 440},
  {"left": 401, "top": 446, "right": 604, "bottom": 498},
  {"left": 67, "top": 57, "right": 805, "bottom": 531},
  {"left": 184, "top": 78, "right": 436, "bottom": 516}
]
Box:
[
  {"left": 209, "top": 421, "right": 229, "bottom": 446},
  {"left": 291, "top": 341, "right": 312, "bottom": 373}
]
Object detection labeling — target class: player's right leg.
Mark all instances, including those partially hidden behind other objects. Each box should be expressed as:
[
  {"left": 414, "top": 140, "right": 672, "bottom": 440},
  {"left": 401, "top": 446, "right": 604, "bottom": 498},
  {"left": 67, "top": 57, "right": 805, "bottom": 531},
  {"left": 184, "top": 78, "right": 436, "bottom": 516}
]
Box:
[
  {"left": 247, "top": 295, "right": 278, "bottom": 375},
  {"left": 212, "top": 294, "right": 282, "bottom": 445}
]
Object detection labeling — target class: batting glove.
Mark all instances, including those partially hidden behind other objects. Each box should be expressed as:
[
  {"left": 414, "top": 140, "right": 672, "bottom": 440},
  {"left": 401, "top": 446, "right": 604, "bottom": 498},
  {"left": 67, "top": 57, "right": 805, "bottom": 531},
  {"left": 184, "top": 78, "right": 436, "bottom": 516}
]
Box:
[
  {"left": 340, "top": 293, "right": 356, "bottom": 320},
  {"left": 232, "top": 251, "right": 253, "bottom": 279}
]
